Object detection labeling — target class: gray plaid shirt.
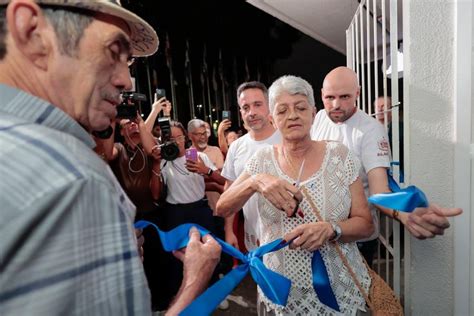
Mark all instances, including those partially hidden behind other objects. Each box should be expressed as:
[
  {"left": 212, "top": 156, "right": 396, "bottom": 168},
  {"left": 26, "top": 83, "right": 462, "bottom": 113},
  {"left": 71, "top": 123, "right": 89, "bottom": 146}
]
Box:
[{"left": 0, "top": 84, "right": 151, "bottom": 315}]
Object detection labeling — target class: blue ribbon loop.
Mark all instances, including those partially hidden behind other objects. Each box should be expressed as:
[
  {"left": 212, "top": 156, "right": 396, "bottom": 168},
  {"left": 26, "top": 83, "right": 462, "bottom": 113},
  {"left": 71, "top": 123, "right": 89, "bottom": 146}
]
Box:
[
  {"left": 135, "top": 220, "right": 340, "bottom": 314},
  {"left": 367, "top": 171, "right": 428, "bottom": 212}
]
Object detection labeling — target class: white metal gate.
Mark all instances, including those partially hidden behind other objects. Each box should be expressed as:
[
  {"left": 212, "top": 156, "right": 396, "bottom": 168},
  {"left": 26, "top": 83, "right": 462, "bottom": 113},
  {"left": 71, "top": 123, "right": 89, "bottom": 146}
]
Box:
[{"left": 346, "top": 0, "right": 406, "bottom": 312}]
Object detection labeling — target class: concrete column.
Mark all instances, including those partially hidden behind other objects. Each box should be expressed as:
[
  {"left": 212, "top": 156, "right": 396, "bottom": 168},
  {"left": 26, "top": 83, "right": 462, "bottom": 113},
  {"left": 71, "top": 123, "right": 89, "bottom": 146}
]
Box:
[
  {"left": 404, "top": 0, "right": 458, "bottom": 314},
  {"left": 453, "top": 1, "right": 473, "bottom": 315}
]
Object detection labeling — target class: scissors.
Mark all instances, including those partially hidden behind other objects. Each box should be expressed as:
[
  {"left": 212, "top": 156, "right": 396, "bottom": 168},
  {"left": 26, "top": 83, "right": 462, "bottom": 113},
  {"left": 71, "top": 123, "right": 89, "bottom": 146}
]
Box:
[{"left": 290, "top": 158, "right": 305, "bottom": 218}]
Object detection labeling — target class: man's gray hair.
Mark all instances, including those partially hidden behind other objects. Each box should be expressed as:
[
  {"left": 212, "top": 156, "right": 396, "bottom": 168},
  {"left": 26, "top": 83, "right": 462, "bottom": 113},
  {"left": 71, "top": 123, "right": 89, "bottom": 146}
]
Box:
[
  {"left": 0, "top": 6, "right": 93, "bottom": 60},
  {"left": 187, "top": 118, "right": 206, "bottom": 133},
  {"left": 268, "top": 75, "right": 315, "bottom": 114}
]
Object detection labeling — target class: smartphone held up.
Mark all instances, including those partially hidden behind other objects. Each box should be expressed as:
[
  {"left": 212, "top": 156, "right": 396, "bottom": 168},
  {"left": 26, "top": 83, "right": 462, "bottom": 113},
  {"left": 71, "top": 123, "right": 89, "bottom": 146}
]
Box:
[
  {"left": 156, "top": 88, "right": 166, "bottom": 100},
  {"left": 185, "top": 148, "right": 198, "bottom": 162},
  {"left": 222, "top": 110, "right": 231, "bottom": 120}
]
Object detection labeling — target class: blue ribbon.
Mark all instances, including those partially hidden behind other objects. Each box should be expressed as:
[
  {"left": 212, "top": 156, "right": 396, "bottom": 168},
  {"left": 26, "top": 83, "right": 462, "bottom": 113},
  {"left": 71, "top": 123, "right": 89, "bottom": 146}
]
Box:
[
  {"left": 312, "top": 251, "right": 340, "bottom": 310},
  {"left": 135, "top": 220, "right": 340, "bottom": 314},
  {"left": 368, "top": 171, "right": 428, "bottom": 212}
]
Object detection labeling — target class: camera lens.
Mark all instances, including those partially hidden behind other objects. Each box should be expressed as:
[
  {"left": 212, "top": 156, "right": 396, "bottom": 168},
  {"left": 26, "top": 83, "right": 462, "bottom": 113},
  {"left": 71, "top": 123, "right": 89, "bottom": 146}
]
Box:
[{"left": 160, "top": 141, "right": 179, "bottom": 161}]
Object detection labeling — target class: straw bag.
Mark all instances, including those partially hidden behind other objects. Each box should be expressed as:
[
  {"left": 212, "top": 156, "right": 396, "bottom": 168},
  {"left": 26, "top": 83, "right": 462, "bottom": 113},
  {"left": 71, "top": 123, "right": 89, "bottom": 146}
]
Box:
[{"left": 301, "top": 187, "right": 404, "bottom": 315}]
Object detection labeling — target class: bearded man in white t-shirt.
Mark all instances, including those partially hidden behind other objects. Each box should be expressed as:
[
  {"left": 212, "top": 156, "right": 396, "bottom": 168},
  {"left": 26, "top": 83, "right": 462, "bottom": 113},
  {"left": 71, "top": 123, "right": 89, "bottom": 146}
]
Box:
[
  {"left": 311, "top": 66, "right": 462, "bottom": 265},
  {"left": 221, "top": 81, "right": 281, "bottom": 251}
]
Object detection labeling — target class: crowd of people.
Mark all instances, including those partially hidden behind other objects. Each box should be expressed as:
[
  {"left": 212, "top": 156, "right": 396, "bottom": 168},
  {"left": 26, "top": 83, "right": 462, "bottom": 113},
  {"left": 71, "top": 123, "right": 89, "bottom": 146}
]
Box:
[{"left": 0, "top": 1, "right": 463, "bottom": 315}]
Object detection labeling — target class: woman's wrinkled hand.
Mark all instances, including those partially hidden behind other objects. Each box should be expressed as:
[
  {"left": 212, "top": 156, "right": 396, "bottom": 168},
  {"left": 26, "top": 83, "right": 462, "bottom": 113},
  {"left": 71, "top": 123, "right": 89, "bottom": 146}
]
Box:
[
  {"left": 251, "top": 174, "right": 302, "bottom": 217},
  {"left": 283, "top": 222, "right": 333, "bottom": 252}
]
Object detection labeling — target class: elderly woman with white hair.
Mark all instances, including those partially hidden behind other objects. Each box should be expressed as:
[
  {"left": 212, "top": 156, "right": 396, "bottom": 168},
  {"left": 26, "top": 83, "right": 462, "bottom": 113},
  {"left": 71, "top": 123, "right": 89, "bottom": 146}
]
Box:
[{"left": 217, "top": 75, "right": 374, "bottom": 315}]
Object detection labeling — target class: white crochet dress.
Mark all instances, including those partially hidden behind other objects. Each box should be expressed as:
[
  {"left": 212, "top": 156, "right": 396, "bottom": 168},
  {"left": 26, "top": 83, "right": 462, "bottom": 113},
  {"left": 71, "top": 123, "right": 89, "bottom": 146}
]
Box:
[{"left": 246, "top": 141, "right": 371, "bottom": 315}]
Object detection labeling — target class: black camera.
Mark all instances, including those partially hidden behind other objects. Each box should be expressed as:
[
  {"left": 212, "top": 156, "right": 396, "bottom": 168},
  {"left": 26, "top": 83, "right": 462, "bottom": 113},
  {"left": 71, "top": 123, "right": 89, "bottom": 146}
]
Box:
[
  {"left": 116, "top": 92, "right": 147, "bottom": 118},
  {"left": 158, "top": 117, "right": 179, "bottom": 161}
]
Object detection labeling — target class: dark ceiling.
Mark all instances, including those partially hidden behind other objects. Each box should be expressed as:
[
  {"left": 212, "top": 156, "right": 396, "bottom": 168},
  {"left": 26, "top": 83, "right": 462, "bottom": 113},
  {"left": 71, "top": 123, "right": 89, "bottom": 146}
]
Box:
[{"left": 122, "top": 0, "right": 345, "bottom": 124}]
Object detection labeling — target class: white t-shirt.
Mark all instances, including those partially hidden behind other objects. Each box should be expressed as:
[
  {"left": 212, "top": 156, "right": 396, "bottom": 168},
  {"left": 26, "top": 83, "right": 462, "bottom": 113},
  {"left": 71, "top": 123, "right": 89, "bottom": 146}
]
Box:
[
  {"left": 310, "top": 109, "right": 390, "bottom": 241},
  {"left": 161, "top": 152, "right": 217, "bottom": 204},
  {"left": 222, "top": 130, "right": 282, "bottom": 250}
]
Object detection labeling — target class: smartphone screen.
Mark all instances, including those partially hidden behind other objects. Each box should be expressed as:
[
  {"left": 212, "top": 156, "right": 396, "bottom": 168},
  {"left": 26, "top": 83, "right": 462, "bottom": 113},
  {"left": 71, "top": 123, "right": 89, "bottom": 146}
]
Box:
[
  {"left": 222, "top": 110, "right": 231, "bottom": 120},
  {"left": 156, "top": 88, "right": 166, "bottom": 100},
  {"left": 185, "top": 148, "right": 198, "bottom": 161}
]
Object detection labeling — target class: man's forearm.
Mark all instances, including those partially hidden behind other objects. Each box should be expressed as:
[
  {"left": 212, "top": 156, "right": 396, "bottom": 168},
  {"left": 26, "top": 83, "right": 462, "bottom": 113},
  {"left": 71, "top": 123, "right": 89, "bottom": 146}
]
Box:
[
  {"left": 224, "top": 215, "right": 235, "bottom": 232},
  {"left": 206, "top": 169, "right": 226, "bottom": 185},
  {"left": 205, "top": 181, "right": 224, "bottom": 194},
  {"left": 165, "top": 282, "right": 206, "bottom": 316},
  {"left": 218, "top": 133, "right": 228, "bottom": 155},
  {"left": 150, "top": 160, "right": 162, "bottom": 200},
  {"left": 138, "top": 123, "right": 159, "bottom": 155}
]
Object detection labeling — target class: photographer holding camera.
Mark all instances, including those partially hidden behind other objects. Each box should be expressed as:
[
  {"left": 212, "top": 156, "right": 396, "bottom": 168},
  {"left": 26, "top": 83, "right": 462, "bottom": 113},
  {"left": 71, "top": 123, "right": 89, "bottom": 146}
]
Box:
[{"left": 156, "top": 120, "right": 223, "bottom": 307}]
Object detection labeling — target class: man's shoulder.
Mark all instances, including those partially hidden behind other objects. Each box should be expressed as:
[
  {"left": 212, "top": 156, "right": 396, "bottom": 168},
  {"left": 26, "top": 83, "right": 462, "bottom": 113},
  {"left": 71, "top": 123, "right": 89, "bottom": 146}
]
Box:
[
  {"left": 264, "top": 129, "right": 282, "bottom": 144},
  {"left": 197, "top": 150, "right": 210, "bottom": 159},
  {"left": 1, "top": 122, "right": 114, "bottom": 188},
  {"left": 233, "top": 131, "right": 280, "bottom": 147},
  {"left": 311, "top": 110, "right": 333, "bottom": 137},
  {"left": 233, "top": 133, "right": 251, "bottom": 145},
  {"left": 314, "top": 109, "right": 328, "bottom": 121},
  {"left": 205, "top": 145, "right": 222, "bottom": 154},
  {"left": 312, "top": 110, "right": 330, "bottom": 127},
  {"left": 226, "top": 133, "right": 250, "bottom": 153},
  {"left": 353, "top": 110, "right": 382, "bottom": 131},
  {"left": 0, "top": 129, "right": 120, "bottom": 221}
]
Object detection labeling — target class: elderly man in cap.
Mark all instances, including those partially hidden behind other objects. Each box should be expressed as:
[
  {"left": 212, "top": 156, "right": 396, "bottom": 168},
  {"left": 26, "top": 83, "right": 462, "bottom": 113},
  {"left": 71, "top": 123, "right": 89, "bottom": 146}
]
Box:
[{"left": 0, "top": 1, "right": 220, "bottom": 315}]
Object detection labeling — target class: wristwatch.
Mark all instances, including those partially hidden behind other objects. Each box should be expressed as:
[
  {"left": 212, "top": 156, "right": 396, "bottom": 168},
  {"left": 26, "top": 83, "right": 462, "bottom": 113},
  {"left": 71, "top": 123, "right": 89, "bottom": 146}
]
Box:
[{"left": 329, "top": 222, "right": 342, "bottom": 242}]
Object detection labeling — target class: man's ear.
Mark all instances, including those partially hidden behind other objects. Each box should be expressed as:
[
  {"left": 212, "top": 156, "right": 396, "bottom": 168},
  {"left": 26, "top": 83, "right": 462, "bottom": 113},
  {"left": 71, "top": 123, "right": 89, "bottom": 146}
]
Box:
[
  {"left": 6, "top": 1, "right": 51, "bottom": 70},
  {"left": 267, "top": 111, "right": 274, "bottom": 124}
]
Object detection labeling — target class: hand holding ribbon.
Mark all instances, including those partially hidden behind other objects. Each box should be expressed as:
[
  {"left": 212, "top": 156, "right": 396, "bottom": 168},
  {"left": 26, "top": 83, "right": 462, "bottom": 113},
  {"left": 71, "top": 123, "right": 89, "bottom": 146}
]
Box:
[
  {"left": 135, "top": 220, "right": 340, "bottom": 314},
  {"left": 368, "top": 171, "right": 428, "bottom": 212},
  {"left": 134, "top": 220, "right": 291, "bottom": 315},
  {"left": 367, "top": 171, "right": 461, "bottom": 239}
]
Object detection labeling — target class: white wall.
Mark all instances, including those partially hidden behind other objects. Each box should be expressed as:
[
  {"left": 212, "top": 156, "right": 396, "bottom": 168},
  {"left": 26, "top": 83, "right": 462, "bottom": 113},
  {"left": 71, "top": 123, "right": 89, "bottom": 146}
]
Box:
[
  {"left": 453, "top": 1, "right": 473, "bottom": 315},
  {"left": 404, "top": 0, "right": 458, "bottom": 314}
]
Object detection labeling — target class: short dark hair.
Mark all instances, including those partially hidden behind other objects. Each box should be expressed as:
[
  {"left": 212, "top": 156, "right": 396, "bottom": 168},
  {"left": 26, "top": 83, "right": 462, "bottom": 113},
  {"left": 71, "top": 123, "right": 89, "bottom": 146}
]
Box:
[
  {"left": 236, "top": 81, "right": 268, "bottom": 103},
  {"left": 0, "top": 6, "right": 93, "bottom": 60}
]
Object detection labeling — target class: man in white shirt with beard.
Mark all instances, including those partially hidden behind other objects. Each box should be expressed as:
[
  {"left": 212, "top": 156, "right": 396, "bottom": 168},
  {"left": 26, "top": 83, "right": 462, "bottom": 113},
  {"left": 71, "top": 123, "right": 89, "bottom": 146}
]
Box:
[
  {"left": 222, "top": 81, "right": 281, "bottom": 251},
  {"left": 311, "top": 66, "right": 462, "bottom": 265}
]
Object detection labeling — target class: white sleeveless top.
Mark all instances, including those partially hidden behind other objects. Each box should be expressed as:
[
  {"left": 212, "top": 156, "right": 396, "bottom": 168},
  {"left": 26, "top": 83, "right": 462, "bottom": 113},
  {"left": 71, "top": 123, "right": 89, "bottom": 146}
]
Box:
[{"left": 246, "top": 141, "right": 371, "bottom": 315}]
